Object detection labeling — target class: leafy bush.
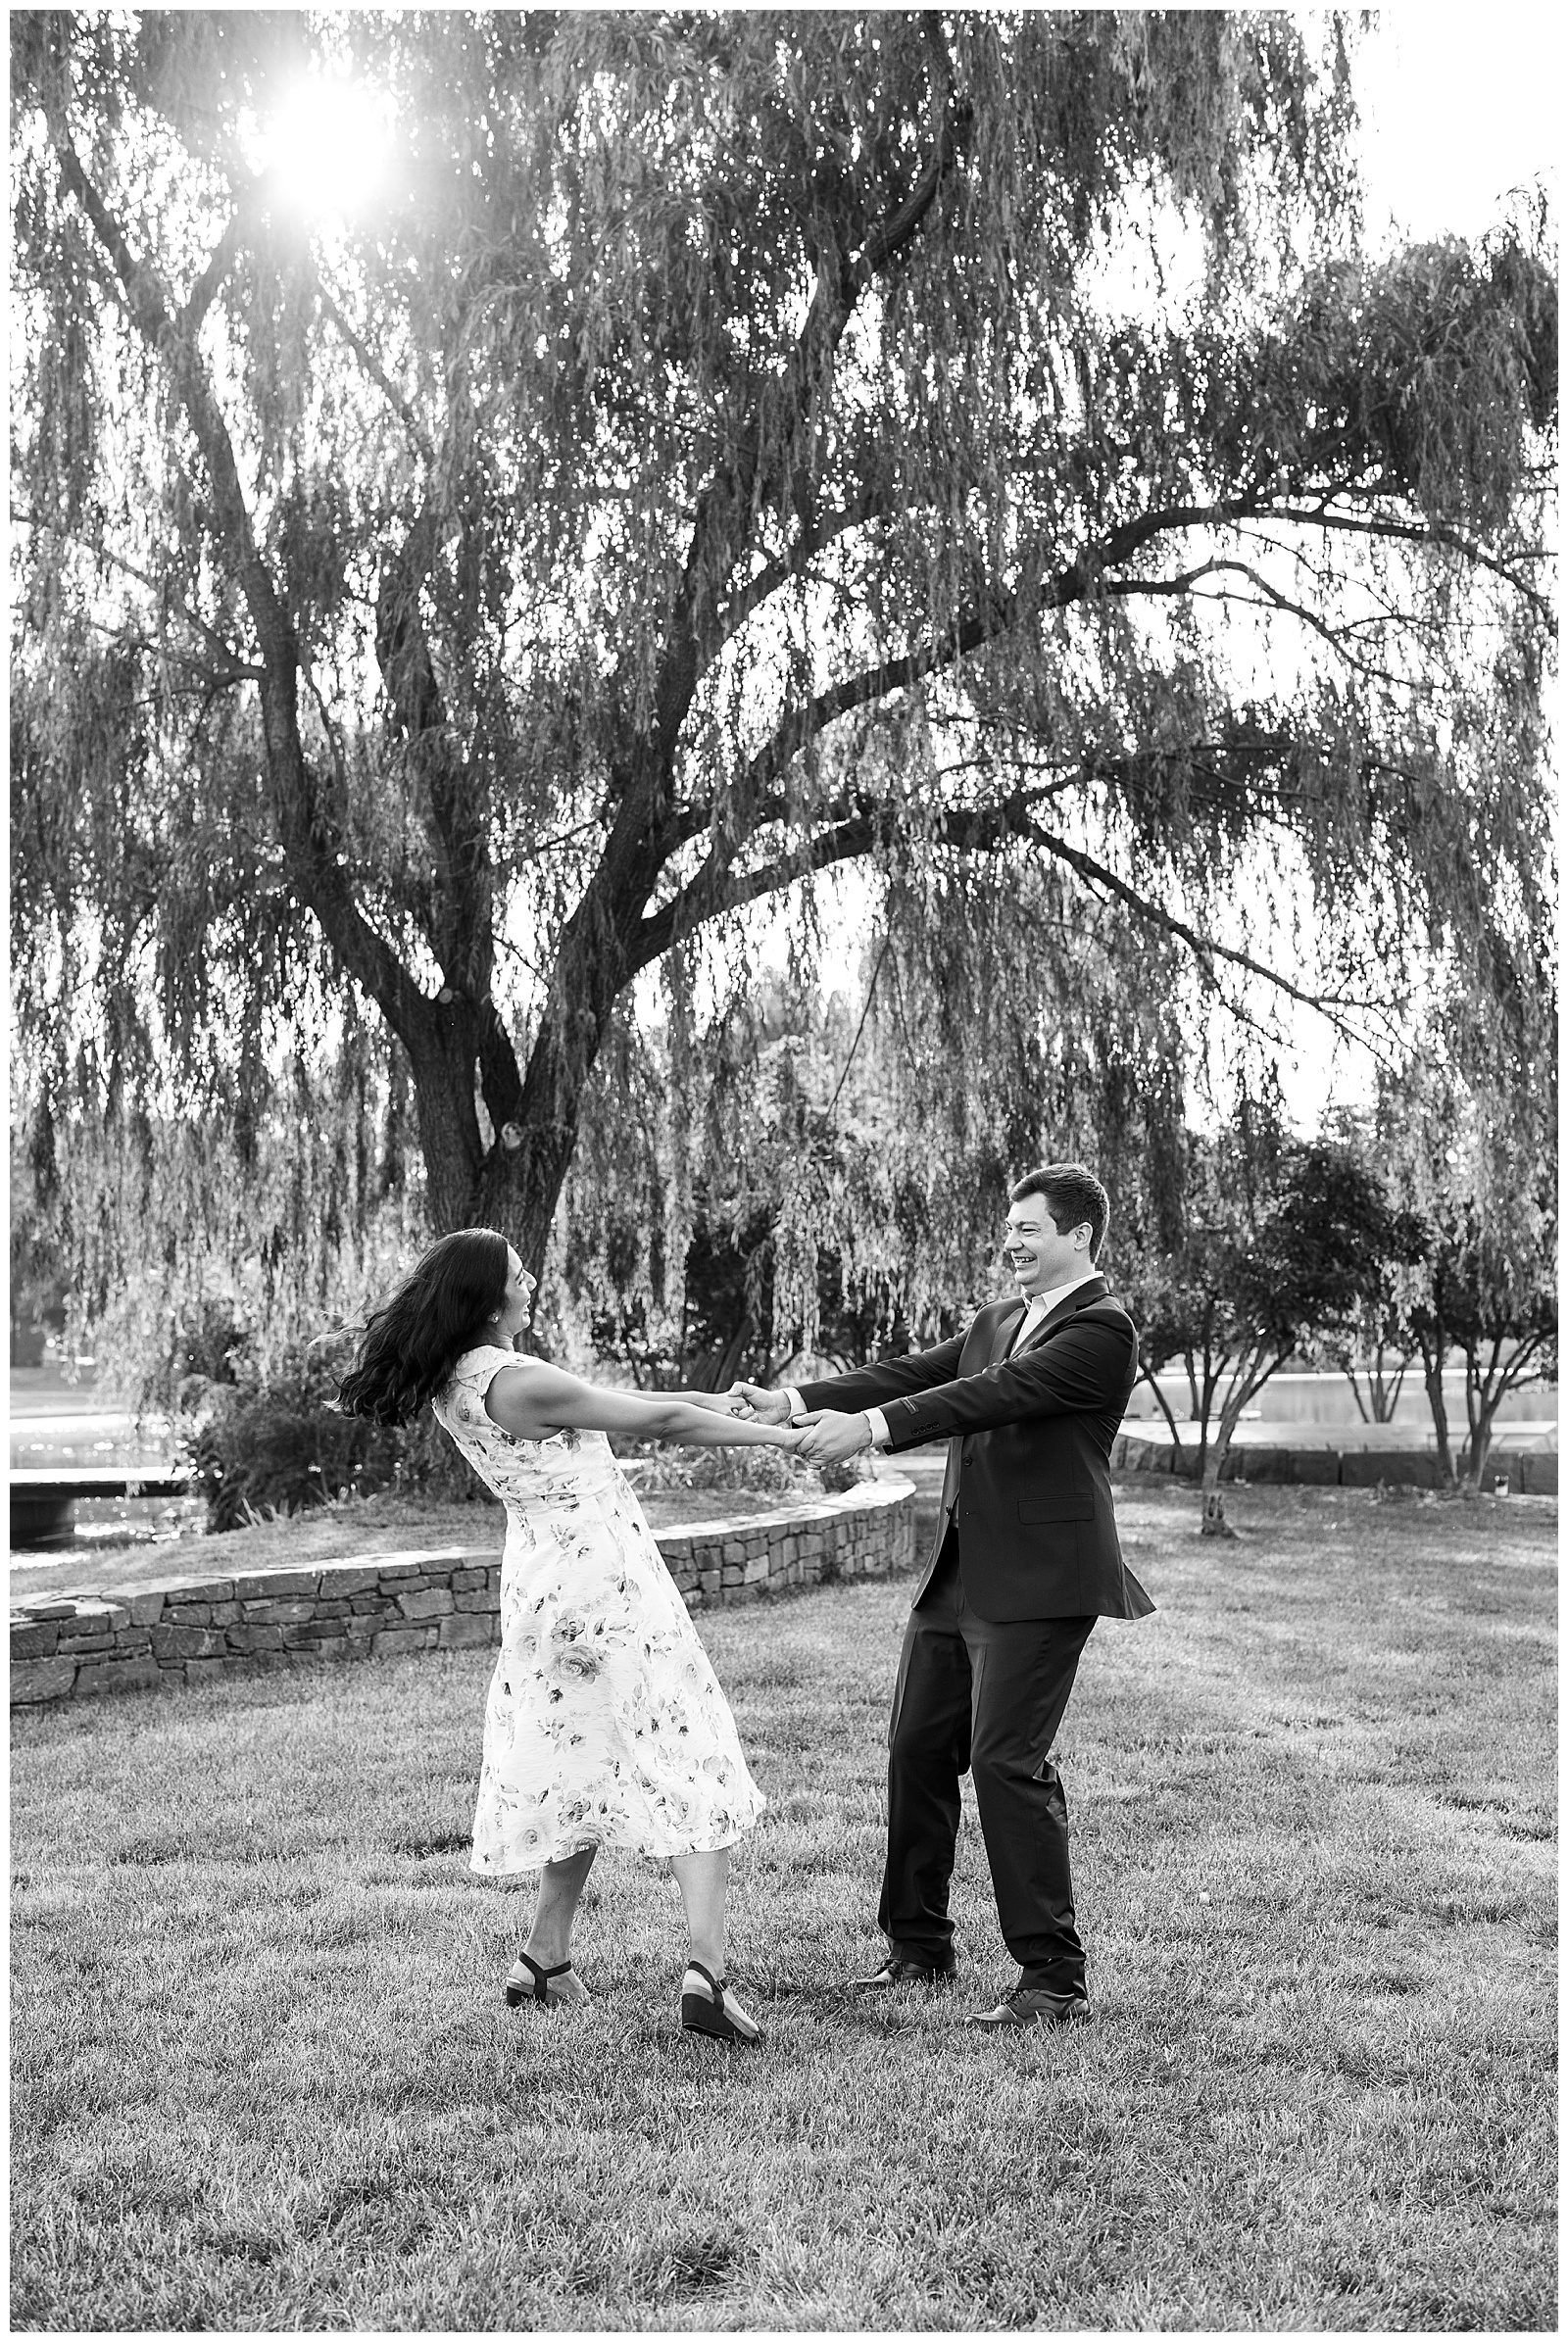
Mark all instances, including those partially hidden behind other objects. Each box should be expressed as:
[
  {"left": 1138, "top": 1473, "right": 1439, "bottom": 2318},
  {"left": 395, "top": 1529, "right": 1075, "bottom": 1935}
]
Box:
[
  {"left": 390, "top": 1409, "right": 492, "bottom": 1504},
  {"left": 183, "top": 1359, "right": 490, "bottom": 1532},
  {"left": 612, "top": 1438, "right": 871, "bottom": 1499},
  {"left": 185, "top": 1374, "right": 404, "bottom": 1532}
]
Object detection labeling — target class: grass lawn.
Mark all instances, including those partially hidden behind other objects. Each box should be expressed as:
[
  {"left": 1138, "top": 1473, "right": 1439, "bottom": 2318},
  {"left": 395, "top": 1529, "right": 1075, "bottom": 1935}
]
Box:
[{"left": 10, "top": 1481, "right": 1556, "bottom": 2331}]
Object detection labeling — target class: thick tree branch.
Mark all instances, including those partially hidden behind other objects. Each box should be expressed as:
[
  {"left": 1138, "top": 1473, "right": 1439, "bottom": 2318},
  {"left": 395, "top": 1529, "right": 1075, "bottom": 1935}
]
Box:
[
  {"left": 713, "top": 479, "right": 894, "bottom": 654},
  {"left": 581, "top": 47, "right": 1034, "bottom": 991},
  {"left": 44, "top": 97, "right": 439, "bottom": 1058},
  {"left": 721, "top": 496, "right": 1276, "bottom": 816},
  {"left": 661, "top": 31, "right": 970, "bottom": 754},
  {"left": 634, "top": 789, "right": 1388, "bottom": 1055},
  {"left": 704, "top": 468, "right": 1549, "bottom": 848},
  {"left": 710, "top": 458, "right": 1546, "bottom": 846},
  {"left": 179, "top": 200, "right": 253, "bottom": 335},
  {"left": 373, "top": 495, "right": 496, "bottom": 992},
  {"left": 1022, "top": 820, "right": 1386, "bottom": 1040}
]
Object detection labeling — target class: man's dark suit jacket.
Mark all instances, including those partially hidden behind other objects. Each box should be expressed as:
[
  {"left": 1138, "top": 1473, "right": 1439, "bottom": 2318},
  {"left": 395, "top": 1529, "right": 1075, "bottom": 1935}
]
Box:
[{"left": 796, "top": 1276, "right": 1153, "bottom": 1624}]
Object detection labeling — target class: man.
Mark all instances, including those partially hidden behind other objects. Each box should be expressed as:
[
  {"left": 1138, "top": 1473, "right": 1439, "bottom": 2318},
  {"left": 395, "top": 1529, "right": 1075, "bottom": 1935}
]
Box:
[{"left": 734, "top": 1163, "right": 1152, "bottom": 2029}]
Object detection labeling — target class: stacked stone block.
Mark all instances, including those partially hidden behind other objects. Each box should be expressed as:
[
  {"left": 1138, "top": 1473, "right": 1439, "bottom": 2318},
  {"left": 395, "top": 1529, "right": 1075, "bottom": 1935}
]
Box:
[
  {"left": 1111, "top": 1431, "right": 1556, "bottom": 1492},
  {"left": 10, "top": 1479, "right": 917, "bottom": 1710}
]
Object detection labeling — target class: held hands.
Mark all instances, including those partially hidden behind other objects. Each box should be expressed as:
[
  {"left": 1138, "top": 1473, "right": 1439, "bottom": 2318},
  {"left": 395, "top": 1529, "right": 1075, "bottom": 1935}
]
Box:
[
  {"left": 796, "top": 1409, "right": 873, "bottom": 1465},
  {"left": 726, "top": 1382, "right": 793, "bottom": 1426},
  {"left": 695, "top": 1384, "right": 802, "bottom": 1444},
  {"left": 723, "top": 1381, "right": 851, "bottom": 1453},
  {"left": 683, "top": 1390, "right": 751, "bottom": 1417}
]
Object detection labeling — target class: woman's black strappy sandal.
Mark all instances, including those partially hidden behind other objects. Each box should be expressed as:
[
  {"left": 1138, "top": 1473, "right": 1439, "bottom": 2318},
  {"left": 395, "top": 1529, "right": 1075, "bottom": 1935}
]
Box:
[
  {"left": 505, "top": 1952, "right": 579, "bottom": 2008},
  {"left": 680, "top": 1959, "right": 762, "bottom": 2044}
]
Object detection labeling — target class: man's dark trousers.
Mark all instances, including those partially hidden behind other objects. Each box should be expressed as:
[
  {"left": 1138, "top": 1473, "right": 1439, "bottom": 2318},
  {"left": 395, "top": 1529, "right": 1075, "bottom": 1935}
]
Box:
[{"left": 878, "top": 1528, "right": 1096, "bottom": 1993}]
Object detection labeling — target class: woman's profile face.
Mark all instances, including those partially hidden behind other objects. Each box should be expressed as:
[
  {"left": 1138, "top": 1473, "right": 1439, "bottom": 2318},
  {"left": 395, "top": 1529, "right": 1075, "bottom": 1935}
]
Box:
[{"left": 494, "top": 1246, "right": 536, "bottom": 1339}]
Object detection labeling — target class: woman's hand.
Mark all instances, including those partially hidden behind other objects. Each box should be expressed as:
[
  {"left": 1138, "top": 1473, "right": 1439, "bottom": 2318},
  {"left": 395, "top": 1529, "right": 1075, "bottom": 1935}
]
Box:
[{"left": 680, "top": 1390, "right": 750, "bottom": 1417}]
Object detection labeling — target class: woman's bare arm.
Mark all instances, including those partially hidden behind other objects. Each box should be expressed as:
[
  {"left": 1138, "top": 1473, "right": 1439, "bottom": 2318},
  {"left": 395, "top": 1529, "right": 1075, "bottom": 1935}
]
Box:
[{"left": 483, "top": 1361, "right": 805, "bottom": 1448}]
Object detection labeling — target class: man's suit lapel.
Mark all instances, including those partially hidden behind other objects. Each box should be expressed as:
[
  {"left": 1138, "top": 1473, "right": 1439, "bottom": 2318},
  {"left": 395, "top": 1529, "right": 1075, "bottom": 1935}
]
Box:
[
  {"left": 938, "top": 1304, "right": 1022, "bottom": 1527},
  {"left": 990, "top": 1301, "right": 1027, "bottom": 1365}
]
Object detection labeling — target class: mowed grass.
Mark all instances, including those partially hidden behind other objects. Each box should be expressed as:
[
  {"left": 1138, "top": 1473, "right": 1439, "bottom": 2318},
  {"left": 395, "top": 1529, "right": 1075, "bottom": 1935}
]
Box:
[{"left": 9, "top": 1483, "right": 1556, "bottom": 2332}]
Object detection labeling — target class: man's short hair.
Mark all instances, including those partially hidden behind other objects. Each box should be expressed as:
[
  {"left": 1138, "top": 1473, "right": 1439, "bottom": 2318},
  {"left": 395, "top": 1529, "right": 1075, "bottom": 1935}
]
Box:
[{"left": 1008, "top": 1163, "right": 1110, "bottom": 1264}]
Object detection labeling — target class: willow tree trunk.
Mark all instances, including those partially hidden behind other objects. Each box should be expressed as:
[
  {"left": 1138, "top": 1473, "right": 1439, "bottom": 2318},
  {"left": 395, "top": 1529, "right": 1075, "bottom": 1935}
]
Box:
[
  {"left": 465, "top": 1019, "right": 601, "bottom": 1292},
  {"left": 404, "top": 1004, "right": 487, "bottom": 1239}
]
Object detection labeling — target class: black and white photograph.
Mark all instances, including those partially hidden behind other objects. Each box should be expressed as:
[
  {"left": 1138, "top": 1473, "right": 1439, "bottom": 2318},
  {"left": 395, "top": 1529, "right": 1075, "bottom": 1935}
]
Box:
[{"left": 9, "top": 7, "right": 1556, "bottom": 2331}]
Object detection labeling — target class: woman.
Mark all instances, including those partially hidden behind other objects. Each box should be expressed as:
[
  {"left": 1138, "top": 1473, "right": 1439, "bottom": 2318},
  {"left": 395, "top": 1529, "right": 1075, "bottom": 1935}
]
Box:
[{"left": 337, "top": 1226, "right": 801, "bottom": 2046}]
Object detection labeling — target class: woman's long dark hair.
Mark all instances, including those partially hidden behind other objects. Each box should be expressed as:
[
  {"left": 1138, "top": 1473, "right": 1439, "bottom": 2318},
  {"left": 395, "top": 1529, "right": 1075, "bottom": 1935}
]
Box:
[{"left": 336, "top": 1228, "right": 513, "bottom": 1428}]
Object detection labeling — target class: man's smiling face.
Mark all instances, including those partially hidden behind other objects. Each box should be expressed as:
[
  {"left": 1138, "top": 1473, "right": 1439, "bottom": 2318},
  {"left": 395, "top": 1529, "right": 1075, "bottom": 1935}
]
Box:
[{"left": 1001, "top": 1196, "right": 1093, "bottom": 1296}]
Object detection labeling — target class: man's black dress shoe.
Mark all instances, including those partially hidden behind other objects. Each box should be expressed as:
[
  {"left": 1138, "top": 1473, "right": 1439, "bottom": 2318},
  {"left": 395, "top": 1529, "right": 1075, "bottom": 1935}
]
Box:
[
  {"left": 965, "top": 1987, "right": 1091, "bottom": 2030},
  {"left": 850, "top": 1954, "right": 958, "bottom": 1990}
]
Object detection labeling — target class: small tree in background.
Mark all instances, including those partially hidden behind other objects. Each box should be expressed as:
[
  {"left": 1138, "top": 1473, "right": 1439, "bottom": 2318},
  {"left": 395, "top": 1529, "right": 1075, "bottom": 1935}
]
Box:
[
  {"left": 1122, "top": 1098, "right": 1417, "bottom": 1535},
  {"left": 1405, "top": 1201, "right": 1557, "bottom": 1488},
  {"left": 1372, "top": 1062, "right": 1558, "bottom": 1488},
  {"left": 1322, "top": 1307, "right": 1419, "bottom": 1424},
  {"left": 1303, "top": 1105, "right": 1430, "bottom": 1419}
]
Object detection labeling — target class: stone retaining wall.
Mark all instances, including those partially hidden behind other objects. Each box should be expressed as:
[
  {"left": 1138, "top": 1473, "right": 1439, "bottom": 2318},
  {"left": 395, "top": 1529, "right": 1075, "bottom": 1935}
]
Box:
[
  {"left": 9, "top": 1477, "right": 917, "bottom": 1711},
  {"left": 1113, "top": 1433, "right": 1558, "bottom": 1493}
]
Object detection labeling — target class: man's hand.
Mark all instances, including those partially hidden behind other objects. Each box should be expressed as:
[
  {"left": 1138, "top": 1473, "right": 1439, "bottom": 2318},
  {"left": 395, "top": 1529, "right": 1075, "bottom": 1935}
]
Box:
[
  {"left": 798, "top": 1409, "right": 872, "bottom": 1465},
  {"left": 728, "top": 1382, "right": 793, "bottom": 1426}
]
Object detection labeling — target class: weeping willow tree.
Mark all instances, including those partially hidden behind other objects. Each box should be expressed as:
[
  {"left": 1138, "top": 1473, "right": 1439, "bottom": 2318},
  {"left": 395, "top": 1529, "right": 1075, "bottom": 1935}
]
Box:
[{"left": 11, "top": 9, "right": 1555, "bottom": 1379}]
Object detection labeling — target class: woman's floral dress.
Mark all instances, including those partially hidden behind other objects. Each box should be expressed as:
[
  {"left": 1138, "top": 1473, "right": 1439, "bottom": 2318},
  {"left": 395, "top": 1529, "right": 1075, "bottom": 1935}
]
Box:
[{"left": 432, "top": 1345, "right": 765, "bottom": 1875}]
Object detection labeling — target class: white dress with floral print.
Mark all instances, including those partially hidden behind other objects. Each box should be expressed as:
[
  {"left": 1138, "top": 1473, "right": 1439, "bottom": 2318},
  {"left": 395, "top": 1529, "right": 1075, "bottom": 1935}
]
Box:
[{"left": 432, "top": 1344, "right": 765, "bottom": 1875}]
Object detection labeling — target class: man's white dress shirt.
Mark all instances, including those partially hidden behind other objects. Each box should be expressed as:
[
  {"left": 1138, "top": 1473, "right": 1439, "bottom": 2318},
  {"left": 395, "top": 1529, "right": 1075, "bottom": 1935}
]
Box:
[{"left": 786, "top": 1270, "right": 1102, "bottom": 1450}]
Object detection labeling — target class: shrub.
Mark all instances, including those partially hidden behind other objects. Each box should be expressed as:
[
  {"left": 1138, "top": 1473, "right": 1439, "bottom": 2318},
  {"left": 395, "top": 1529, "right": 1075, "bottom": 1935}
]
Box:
[
  {"left": 185, "top": 1375, "right": 404, "bottom": 1532},
  {"left": 183, "top": 1359, "right": 489, "bottom": 1532},
  {"left": 390, "top": 1409, "right": 493, "bottom": 1504},
  {"left": 611, "top": 1439, "right": 871, "bottom": 1499}
]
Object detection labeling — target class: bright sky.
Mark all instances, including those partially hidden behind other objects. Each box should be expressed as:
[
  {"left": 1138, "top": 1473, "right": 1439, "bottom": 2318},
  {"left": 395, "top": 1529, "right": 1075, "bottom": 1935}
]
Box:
[{"left": 1354, "top": 6, "right": 1558, "bottom": 247}]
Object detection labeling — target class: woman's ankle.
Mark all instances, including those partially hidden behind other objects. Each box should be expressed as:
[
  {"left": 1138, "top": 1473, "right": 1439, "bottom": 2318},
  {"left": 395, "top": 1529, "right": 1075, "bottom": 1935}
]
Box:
[{"left": 521, "top": 1940, "right": 571, "bottom": 1972}]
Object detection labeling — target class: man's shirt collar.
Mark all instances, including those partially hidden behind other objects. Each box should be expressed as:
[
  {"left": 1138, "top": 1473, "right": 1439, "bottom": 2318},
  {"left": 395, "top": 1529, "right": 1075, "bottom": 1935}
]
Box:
[{"left": 1015, "top": 1269, "right": 1100, "bottom": 1326}]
